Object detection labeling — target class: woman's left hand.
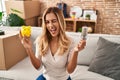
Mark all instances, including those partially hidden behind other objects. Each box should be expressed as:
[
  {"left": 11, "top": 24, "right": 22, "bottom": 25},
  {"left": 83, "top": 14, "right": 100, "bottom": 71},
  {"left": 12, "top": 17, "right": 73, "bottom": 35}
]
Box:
[{"left": 74, "top": 40, "right": 86, "bottom": 53}]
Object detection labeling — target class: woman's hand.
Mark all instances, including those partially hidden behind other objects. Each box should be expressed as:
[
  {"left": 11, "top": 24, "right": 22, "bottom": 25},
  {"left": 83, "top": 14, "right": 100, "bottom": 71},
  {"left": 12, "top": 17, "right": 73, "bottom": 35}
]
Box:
[
  {"left": 19, "top": 31, "right": 32, "bottom": 50},
  {"left": 74, "top": 40, "right": 86, "bottom": 53}
]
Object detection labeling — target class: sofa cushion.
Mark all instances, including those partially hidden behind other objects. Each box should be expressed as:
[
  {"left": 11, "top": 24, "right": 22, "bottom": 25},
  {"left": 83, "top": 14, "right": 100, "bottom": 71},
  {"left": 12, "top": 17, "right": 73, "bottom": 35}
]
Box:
[
  {"left": 70, "top": 65, "right": 114, "bottom": 80},
  {"left": 88, "top": 37, "right": 120, "bottom": 80},
  {"left": 31, "top": 27, "right": 42, "bottom": 52}
]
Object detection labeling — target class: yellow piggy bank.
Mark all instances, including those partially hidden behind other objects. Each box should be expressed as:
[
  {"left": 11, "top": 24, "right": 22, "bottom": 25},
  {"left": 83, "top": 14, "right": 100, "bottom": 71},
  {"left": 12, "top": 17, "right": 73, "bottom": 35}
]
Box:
[{"left": 21, "top": 26, "right": 31, "bottom": 37}]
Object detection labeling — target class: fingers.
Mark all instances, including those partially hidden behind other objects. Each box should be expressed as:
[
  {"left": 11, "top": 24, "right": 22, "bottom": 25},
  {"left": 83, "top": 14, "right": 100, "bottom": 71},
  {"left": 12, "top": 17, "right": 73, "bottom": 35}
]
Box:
[
  {"left": 24, "top": 36, "right": 30, "bottom": 43},
  {"left": 79, "top": 40, "right": 86, "bottom": 46},
  {"left": 21, "top": 37, "right": 31, "bottom": 47},
  {"left": 19, "top": 30, "right": 23, "bottom": 40},
  {"left": 74, "top": 40, "right": 86, "bottom": 53},
  {"left": 19, "top": 30, "right": 30, "bottom": 45},
  {"left": 77, "top": 40, "right": 86, "bottom": 50},
  {"left": 19, "top": 30, "right": 30, "bottom": 39}
]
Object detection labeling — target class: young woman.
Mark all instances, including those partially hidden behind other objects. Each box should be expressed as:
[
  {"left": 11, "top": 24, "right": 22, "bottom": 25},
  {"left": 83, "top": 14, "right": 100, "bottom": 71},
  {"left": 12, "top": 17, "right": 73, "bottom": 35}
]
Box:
[{"left": 19, "top": 7, "right": 86, "bottom": 80}]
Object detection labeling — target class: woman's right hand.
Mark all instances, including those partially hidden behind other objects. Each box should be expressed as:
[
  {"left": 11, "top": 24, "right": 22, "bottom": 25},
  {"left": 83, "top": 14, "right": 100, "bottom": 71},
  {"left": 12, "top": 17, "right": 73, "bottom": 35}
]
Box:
[
  {"left": 19, "top": 31, "right": 32, "bottom": 50},
  {"left": 19, "top": 31, "right": 41, "bottom": 69}
]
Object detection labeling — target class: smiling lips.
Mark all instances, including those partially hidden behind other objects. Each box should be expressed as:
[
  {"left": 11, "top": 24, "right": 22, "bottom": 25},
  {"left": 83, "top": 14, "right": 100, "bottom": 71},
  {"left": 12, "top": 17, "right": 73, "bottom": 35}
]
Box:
[{"left": 50, "top": 27, "right": 57, "bottom": 34}]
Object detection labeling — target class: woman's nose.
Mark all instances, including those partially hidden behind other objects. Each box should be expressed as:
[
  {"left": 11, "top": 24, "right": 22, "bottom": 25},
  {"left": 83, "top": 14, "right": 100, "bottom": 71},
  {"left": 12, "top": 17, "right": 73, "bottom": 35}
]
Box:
[{"left": 48, "top": 21, "right": 53, "bottom": 27}]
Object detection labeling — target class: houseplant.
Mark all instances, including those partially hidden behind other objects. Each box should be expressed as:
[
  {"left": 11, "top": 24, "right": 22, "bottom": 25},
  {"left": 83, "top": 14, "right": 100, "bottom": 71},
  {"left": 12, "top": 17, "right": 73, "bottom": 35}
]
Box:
[
  {"left": 0, "top": 8, "right": 25, "bottom": 26},
  {"left": 0, "top": 12, "right": 3, "bottom": 26},
  {"left": 0, "top": 12, "right": 3, "bottom": 20},
  {"left": 5, "top": 8, "right": 25, "bottom": 26},
  {"left": 85, "top": 14, "right": 91, "bottom": 20}
]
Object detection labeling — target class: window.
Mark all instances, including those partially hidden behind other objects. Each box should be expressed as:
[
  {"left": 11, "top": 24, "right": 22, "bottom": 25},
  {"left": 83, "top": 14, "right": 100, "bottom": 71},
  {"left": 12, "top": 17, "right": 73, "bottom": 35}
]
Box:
[
  {"left": 0, "top": 0, "right": 6, "bottom": 12},
  {"left": 0, "top": 0, "right": 6, "bottom": 24}
]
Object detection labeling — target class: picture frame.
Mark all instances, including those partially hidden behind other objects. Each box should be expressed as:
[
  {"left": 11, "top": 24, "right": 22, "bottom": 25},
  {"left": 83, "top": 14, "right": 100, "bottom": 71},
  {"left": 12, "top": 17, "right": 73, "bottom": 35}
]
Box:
[{"left": 83, "top": 9, "right": 97, "bottom": 21}]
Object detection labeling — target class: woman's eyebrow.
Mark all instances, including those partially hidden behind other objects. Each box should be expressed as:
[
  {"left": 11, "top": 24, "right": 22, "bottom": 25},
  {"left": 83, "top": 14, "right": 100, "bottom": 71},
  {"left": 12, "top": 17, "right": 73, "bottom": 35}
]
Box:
[
  {"left": 45, "top": 18, "right": 57, "bottom": 21},
  {"left": 52, "top": 18, "right": 57, "bottom": 20}
]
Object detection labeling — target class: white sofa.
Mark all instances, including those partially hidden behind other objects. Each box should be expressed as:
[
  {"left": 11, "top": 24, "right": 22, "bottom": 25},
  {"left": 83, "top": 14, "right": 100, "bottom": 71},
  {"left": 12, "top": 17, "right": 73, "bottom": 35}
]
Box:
[{"left": 0, "top": 26, "right": 120, "bottom": 80}]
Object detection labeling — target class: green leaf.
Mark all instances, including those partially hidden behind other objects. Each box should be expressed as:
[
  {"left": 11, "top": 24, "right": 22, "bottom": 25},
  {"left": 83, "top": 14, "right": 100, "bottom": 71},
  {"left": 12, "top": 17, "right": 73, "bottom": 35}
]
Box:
[
  {"left": 0, "top": 12, "right": 3, "bottom": 20},
  {"left": 78, "top": 28, "right": 82, "bottom": 32},
  {"left": 11, "top": 8, "right": 22, "bottom": 14},
  {"left": 6, "top": 13, "right": 25, "bottom": 26}
]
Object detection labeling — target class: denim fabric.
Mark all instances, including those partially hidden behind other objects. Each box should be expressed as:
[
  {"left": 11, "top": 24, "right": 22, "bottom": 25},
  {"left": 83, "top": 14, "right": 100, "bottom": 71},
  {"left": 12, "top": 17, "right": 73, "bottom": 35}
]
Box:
[
  {"left": 36, "top": 74, "right": 71, "bottom": 80},
  {"left": 36, "top": 74, "right": 46, "bottom": 80},
  {"left": 67, "top": 76, "right": 72, "bottom": 80}
]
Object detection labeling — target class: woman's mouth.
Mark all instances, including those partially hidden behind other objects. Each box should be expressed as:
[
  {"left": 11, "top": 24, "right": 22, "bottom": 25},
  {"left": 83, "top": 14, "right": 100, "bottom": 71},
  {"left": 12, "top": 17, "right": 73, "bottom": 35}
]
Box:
[{"left": 50, "top": 27, "right": 57, "bottom": 34}]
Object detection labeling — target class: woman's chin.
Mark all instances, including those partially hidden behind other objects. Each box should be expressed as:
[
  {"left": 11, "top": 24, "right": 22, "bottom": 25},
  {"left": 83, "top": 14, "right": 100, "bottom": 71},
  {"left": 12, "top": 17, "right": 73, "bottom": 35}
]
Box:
[
  {"left": 50, "top": 33, "right": 58, "bottom": 37},
  {"left": 51, "top": 34, "right": 57, "bottom": 37}
]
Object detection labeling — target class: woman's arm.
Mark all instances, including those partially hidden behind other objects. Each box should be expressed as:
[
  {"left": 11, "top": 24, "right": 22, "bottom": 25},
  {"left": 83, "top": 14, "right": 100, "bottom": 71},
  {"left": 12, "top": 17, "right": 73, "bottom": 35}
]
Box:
[
  {"left": 19, "top": 31, "right": 42, "bottom": 70},
  {"left": 66, "top": 51, "right": 78, "bottom": 74},
  {"left": 26, "top": 48, "right": 41, "bottom": 70},
  {"left": 67, "top": 40, "right": 86, "bottom": 74}
]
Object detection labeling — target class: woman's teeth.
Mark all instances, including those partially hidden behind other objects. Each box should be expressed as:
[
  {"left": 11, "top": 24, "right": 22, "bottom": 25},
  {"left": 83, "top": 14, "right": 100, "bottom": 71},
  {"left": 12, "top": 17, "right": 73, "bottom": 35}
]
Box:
[{"left": 50, "top": 28, "right": 57, "bottom": 33}]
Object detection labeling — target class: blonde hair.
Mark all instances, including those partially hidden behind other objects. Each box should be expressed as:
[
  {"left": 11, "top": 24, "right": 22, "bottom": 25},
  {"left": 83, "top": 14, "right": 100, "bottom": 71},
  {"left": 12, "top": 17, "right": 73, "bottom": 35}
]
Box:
[{"left": 37, "top": 7, "right": 71, "bottom": 56}]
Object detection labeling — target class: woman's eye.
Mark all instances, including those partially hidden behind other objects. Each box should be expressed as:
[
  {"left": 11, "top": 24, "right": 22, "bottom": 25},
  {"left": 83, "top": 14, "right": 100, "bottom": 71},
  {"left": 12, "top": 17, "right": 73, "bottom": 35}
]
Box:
[
  {"left": 45, "top": 21, "right": 49, "bottom": 24},
  {"left": 52, "top": 19, "right": 57, "bottom": 23},
  {"left": 45, "top": 19, "right": 57, "bottom": 24}
]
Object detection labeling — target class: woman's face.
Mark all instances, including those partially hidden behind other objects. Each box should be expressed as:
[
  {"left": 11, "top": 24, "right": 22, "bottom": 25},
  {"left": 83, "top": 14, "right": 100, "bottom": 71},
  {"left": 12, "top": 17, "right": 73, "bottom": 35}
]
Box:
[{"left": 45, "top": 13, "right": 60, "bottom": 38}]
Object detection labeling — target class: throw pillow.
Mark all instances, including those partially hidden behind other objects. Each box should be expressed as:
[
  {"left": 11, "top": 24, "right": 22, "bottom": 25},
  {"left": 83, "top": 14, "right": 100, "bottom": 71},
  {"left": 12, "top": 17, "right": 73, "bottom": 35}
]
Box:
[{"left": 88, "top": 37, "right": 120, "bottom": 80}]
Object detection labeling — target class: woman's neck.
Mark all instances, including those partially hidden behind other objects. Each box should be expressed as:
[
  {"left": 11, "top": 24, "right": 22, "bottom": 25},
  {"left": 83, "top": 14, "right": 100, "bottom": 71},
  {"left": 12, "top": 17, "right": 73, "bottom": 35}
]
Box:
[
  {"left": 51, "top": 36, "right": 59, "bottom": 42},
  {"left": 50, "top": 37, "right": 59, "bottom": 56}
]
